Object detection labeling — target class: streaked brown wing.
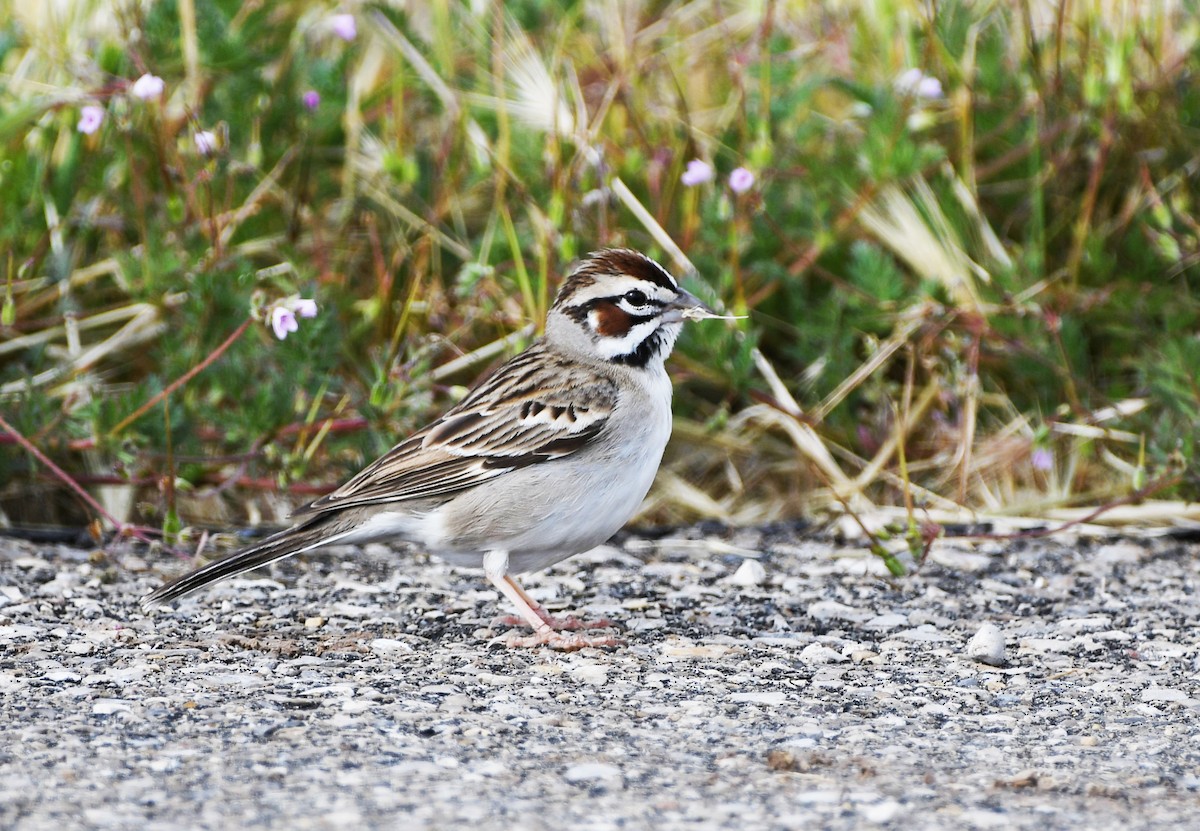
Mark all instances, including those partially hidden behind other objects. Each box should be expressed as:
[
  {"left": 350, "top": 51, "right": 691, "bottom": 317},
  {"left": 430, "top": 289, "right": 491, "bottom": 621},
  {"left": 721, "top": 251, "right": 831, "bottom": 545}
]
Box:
[{"left": 295, "top": 343, "right": 617, "bottom": 516}]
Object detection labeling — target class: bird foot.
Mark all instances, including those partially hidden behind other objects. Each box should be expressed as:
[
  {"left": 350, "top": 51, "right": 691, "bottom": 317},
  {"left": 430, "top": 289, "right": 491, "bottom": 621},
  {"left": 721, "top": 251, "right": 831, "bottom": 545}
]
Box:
[
  {"left": 493, "top": 613, "right": 619, "bottom": 632},
  {"left": 493, "top": 628, "right": 624, "bottom": 651}
]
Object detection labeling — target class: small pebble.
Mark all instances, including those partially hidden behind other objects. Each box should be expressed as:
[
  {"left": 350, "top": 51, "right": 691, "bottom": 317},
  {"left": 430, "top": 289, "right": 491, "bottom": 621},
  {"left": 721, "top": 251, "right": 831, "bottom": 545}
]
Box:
[
  {"left": 798, "top": 643, "right": 847, "bottom": 665},
  {"left": 92, "top": 699, "right": 131, "bottom": 715},
  {"left": 370, "top": 638, "right": 411, "bottom": 656},
  {"left": 967, "top": 623, "right": 1006, "bottom": 666},
  {"left": 726, "top": 559, "right": 767, "bottom": 587},
  {"left": 0, "top": 529, "right": 1195, "bottom": 828},
  {"left": 563, "top": 763, "right": 621, "bottom": 783}
]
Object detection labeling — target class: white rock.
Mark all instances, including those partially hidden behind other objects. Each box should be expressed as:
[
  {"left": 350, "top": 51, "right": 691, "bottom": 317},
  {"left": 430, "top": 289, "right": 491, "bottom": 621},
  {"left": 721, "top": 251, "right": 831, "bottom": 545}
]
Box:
[
  {"left": 626, "top": 617, "right": 666, "bottom": 631},
  {"left": 92, "top": 699, "right": 131, "bottom": 715},
  {"left": 1058, "top": 617, "right": 1111, "bottom": 634},
  {"left": 725, "top": 559, "right": 767, "bottom": 587},
  {"left": 859, "top": 799, "right": 902, "bottom": 823},
  {"left": 569, "top": 664, "right": 609, "bottom": 686},
  {"left": 798, "top": 643, "right": 849, "bottom": 664},
  {"left": 1094, "top": 543, "right": 1142, "bottom": 564},
  {"left": 44, "top": 670, "right": 82, "bottom": 683},
  {"left": 0, "top": 624, "right": 42, "bottom": 642},
  {"left": 729, "top": 691, "right": 788, "bottom": 705},
  {"left": 966, "top": 623, "right": 1006, "bottom": 666},
  {"left": 928, "top": 546, "right": 992, "bottom": 572},
  {"left": 369, "top": 638, "right": 412, "bottom": 656},
  {"left": 1140, "top": 687, "right": 1195, "bottom": 704},
  {"left": 863, "top": 613, "right": 908, "bottom": 630},
  {"left": 472, "top": 760, "right": 507, "bottom": 776},
  {"left": 103, "top": 663, "right": 153, "bottom": 684},
  {"left": 563, "top": 763, "right": 622, "bottom": 783},
  {"left": 1139, "top": 640, "right": 1189, "bottom": 659},
  {"left": 808, "top": 600, "right": 872, "bottom": 623}
]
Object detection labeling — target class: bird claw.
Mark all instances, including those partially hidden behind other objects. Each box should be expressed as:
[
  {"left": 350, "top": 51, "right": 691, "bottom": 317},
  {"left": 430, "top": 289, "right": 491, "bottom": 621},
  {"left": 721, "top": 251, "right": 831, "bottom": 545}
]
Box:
[
  {"left": 492, "top": 613, "right": 619, "bottom": 632},
  {"left": 492, "top": 629, "right": 624, "bottom": 651}
]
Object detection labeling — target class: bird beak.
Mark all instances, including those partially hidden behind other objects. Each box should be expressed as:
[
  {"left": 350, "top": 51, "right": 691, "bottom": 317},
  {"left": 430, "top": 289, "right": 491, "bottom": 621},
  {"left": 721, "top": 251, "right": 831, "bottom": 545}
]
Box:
[
  {"left": 664, "top": 287, "right": 718, "bottom": 323},
  {"left": 665, "top": 287, "right": 744, "bottom": 323}
]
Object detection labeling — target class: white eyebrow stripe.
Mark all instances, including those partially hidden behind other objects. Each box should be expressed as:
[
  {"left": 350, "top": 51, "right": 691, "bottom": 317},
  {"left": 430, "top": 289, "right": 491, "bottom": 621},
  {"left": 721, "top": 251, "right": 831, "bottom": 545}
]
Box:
[{"left": 565, "top": 281, "right": 676, "bottom": 307}]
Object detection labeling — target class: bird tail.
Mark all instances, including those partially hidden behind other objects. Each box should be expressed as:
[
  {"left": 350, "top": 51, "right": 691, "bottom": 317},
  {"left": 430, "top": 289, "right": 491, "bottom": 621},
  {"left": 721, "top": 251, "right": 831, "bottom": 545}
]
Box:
[{"left": 141, "top": 519, "right": 340, "bottom": 609}]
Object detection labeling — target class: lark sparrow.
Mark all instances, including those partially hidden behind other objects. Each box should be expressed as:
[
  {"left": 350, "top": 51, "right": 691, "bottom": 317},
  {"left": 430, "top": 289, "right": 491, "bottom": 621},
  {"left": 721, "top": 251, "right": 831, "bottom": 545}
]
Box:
[{"left": 143, "top": 248, "right": 719, "bottom": 649}]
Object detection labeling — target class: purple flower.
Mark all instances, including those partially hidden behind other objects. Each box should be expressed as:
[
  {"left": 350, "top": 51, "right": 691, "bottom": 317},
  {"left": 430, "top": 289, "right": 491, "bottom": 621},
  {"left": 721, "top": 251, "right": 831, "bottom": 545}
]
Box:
[
  {"left": 896, "top": 68, "right": 944, "bottom": 100},
  {"left": 895, "top": 68, "right": 924, "bottom": 92},
  {"left": 194, "top": 130, "right": 217, "bottom": 156},
  {"left": 302, "top": 90, "right": 320, "bottom": 110},
  {"left": 269, "top": 298, "right": 318, "bottom": 340},
  {"left": 680, "top": 159, "right": 714, "bottom": 187},
  {"left": 729, "top": 167, "right": 755, "bottom": 194},
  {"left": 130, "top": 73, "right": 165, "bottom": 100},
  {"left": 77, "top": 105, "right": 104, "bottom": 135},
  {"left": 1031, "top": 448, "right": 1053, "bottom": 471},
  {"left": 330, "top": 13, "right": 356, "bottom": 41},
  {"left": 271, "top": 306, "right": 299, "bottom": 340},
  {"left": 916, "top": 76, "right": 943, "bottom": 99}
]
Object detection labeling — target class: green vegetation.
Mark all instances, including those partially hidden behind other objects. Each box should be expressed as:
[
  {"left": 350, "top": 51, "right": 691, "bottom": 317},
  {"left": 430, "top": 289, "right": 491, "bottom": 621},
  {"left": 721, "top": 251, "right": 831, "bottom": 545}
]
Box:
[{"left": 1, "top": 0, "right": 1197, "bottom": 542}]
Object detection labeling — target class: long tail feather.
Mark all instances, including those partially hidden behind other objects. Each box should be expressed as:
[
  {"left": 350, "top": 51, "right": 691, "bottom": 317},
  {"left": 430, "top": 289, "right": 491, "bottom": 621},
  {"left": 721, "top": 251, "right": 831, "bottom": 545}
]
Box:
[{"left": 141, "top": 520, "right": 338, "bottom": 609}]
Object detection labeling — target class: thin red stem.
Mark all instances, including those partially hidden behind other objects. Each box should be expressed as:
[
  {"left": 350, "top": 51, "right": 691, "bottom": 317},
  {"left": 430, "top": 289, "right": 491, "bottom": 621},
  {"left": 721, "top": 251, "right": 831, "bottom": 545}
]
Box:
[
  {"left": 108, "top": 316, "right": 253, "bottom": 438},
  {"left": 0, "top": 411, "right": 155, "bottom": 544}
]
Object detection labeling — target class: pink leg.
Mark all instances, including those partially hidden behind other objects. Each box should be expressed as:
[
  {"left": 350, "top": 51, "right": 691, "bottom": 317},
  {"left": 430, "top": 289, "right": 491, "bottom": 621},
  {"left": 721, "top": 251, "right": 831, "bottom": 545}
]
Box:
[
  {"left": 493, "top": 575, "right": 619, "bottom": 631},
  {"left": 482, "top": 554, "right": 620, "bottom": 650}
]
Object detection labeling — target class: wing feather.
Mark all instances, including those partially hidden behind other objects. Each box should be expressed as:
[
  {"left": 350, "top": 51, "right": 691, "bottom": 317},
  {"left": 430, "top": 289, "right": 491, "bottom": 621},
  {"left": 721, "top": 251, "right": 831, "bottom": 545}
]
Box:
[{"left": 295, "top": 342, "right": 616, "bottom": 516}]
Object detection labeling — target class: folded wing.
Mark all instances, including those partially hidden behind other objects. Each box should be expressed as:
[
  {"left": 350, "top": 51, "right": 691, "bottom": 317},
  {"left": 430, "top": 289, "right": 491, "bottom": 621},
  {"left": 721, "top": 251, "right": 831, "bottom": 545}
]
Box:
[{"left": 296, "top": 344, "right": 616, "bottom": 516}]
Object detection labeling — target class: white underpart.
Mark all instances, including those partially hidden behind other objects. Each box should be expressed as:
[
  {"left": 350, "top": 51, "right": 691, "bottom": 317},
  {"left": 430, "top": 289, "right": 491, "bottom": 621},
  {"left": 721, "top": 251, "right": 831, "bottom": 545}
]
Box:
[
  {"left": 336, "top": 510, "right": 441, "bottom": 549},
  {"left": 590, "top": 316, "right": 662, "bottom": 360},
  {"left": 482, "top": 549, "right": 510, "bottom": 579}
]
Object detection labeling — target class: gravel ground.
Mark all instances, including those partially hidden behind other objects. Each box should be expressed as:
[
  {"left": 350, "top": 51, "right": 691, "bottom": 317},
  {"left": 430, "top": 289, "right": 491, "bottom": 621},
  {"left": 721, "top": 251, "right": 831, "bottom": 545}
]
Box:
[{"left": 2, "top": 525, "right": 1199, "bottom": 830}]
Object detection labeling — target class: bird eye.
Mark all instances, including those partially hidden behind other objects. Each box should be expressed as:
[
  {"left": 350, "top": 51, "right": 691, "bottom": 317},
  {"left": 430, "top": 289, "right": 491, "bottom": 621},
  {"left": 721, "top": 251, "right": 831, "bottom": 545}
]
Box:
[{"left": 624, "top": 289, "right": 649, "bottom": 307}]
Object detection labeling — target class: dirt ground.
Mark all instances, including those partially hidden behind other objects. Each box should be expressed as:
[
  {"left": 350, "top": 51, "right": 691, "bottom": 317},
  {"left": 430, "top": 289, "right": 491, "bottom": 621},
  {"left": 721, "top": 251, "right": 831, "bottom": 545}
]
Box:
[{"left": 1, "top": 525, "right": 1198, "bottom": 830}]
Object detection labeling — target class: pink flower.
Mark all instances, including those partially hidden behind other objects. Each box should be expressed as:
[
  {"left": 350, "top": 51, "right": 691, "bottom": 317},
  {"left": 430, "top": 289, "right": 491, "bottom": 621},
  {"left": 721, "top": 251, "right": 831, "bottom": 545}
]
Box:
[
  {"left": 130, "top": 73, "right": 165, "bottom": 100},
  {"left": 680, "top": 159, "right": 714, "bottom": 187},
  {"left": 271, "top": 307, "right": 299, "bottom": 340},
  {"left": 895, "top": 68, "right": 923, "bottom": 92},
  {"left": 896, "top": 68, "right": 944, "bottom": 100},
  {"left": 194, "top": 130, "right": 217, "bottom": 156},
  {"left": 302, "top": 90, "right": 320, "bottom": 110},
  {"left": 77, "top": 105, "right": 104, "bottom": 134},
  {"left": 330, "top": 13, "right": 356, "bottom": 41},
  {"left": 1031, "top": 448, "right": 1053, "bottom": 471},
  {"left": 916, "top": 76, "right": 943, "bottom": 99},
  {"left": 729, "top": 167, "right": 755, "bottom": 194},
  {"left": 269, "top": 298, "right": 318, "bottom": 340}
]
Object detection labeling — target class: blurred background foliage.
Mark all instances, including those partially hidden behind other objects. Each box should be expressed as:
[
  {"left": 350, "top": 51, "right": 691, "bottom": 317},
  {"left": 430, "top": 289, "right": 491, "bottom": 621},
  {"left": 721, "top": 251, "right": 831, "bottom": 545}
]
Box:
[{"left": 1, "top": 0, "right": 1197, "bottom": 537}]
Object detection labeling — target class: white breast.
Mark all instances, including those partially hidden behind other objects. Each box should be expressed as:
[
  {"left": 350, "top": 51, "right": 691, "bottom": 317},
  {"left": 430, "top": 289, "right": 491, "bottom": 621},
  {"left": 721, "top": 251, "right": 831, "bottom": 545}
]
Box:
[{"left": 421, "top": 363, "right": 674, "bottom": 573}]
